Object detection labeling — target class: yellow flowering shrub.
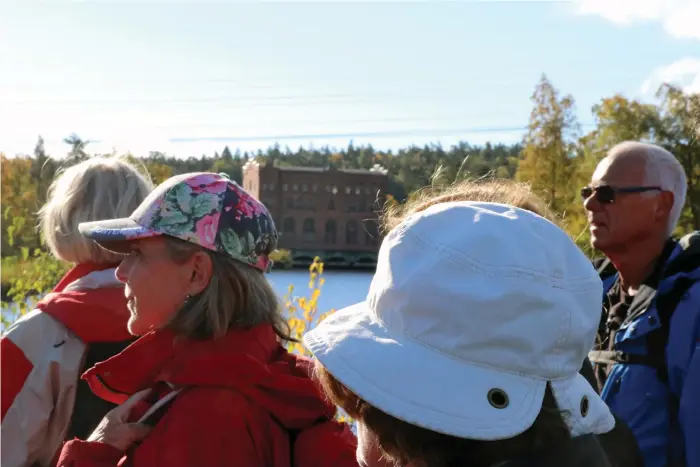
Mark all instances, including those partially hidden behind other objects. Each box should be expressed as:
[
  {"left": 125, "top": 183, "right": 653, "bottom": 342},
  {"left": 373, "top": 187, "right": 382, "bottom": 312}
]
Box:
[
  {"left": 283, "top": 257, "right": 353, "bottom": 425},
  {"left": 284, "top": 256, "right": 335, "bottom": 356}
]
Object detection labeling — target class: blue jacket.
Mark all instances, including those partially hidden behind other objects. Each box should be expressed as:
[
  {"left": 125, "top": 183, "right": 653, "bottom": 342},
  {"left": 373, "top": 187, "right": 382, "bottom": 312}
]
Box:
[{"left": 595, "top": 234, "right": 700, "bottom": 467}]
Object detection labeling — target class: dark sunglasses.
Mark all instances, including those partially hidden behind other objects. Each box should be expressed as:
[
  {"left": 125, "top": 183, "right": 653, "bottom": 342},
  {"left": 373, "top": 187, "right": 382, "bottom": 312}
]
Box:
[{"left": 581, "top": 185, "right": 662, "bottom": 204}]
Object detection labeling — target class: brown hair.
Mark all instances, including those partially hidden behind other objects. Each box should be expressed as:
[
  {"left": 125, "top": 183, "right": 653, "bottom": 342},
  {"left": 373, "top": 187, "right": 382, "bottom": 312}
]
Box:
[
  {"left": 382, "top": 178, "right": 556, "bottom": 234},
  {"left": 163, "top": 237, "right": 294, "bottom": 342},
  {"left": 315, "top": 364, "right": 571, "bottom": 467}
]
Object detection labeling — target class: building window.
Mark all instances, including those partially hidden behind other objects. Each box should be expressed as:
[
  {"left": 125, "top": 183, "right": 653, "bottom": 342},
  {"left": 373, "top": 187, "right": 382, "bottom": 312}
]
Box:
[
  {"left": 283, "top": 217, "right": 296, "bottom": 235},
  {"left": 326, "top": 185, "right": 331, "bottom": 192},
  {"left": 312, "top": 184, "right": 318, "bottom": 192},
  {"left": 283, "top": 184, "right": 288, "bottom": 192},
  {"left": 364, "top": 220, "right": 379, "bottom": 246},
  {"left": 327, "top": 198, "right": 335, "bottom": 211},
  {"left": 346, "top": 219, "right": 358, "bottom": 245},
  {"left": 293, "top": 184, "right": 298, "bottom": 191},
  {"left": 355, "top": 187, "right": 361, "bottom": 195},
  {"left": 324, "top": 219, "right": 337, "bottom": 245},
  {"left": 345, "top": 186, "right": 351, "bottom": 195},
  {"left": 365, "top": 187, "right": 371, "bottom": 195},
  {"left": 302, "top": 184, "right": 308, "bottom": 192},
  {"left": 269, "top": 183, "right": 275, "bottom": 191},
  {"left": 302, "top": 218, "right": 316, "bottom": 242}
]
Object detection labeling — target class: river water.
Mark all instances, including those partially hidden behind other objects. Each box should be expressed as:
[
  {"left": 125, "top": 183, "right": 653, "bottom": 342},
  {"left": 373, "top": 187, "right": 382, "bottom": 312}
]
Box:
[
  {"left": 1, "top": 270, "right": 374, "bottom": 330},
  {"left": 269, "top": 269, "right": 373, "bottom": 312}
]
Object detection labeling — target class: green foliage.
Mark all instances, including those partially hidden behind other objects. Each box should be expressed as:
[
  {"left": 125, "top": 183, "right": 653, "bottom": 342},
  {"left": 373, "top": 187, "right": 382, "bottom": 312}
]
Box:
[
  {"left": 516, "top": 77, "right": 699, "bottom": 244},
  {"left": 2, "top": 80, "right": 699, "bottom": 333},
  {"left": 517, "top": 74, "right": 580, "bottom": 213},
  {"left": 1, "top": 251, "right": 69, "bottom": 329}
]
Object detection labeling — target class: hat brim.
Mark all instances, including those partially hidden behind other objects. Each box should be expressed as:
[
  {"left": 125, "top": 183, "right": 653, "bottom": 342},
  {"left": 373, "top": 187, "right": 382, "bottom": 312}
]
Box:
[
  {"left": 303, "top": 302, "right": 614, "bottom": 440},
  {"left": 79, "top": 218, "right": 164, "bottom": 254}
]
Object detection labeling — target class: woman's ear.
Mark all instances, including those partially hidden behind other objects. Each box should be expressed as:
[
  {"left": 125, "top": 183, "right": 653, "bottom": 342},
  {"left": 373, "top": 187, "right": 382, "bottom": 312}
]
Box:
[{"left": 188, "top": 251, "right": 213, "bottom": 295}]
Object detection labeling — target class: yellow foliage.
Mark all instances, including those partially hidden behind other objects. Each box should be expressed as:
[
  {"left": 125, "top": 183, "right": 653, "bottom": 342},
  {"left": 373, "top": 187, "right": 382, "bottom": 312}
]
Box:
[
  {"left": 282, "top": 257, "right": 353, "bottom": 424},
  {"left": 284, "top": 257, "right": 336, "bottom": 357}
]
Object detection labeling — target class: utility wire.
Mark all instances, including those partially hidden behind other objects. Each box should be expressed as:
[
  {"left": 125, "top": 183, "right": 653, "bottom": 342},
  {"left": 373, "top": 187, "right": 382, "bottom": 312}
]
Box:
[{"left": 169, "top": 123, "right": 597, "bottom": 143}]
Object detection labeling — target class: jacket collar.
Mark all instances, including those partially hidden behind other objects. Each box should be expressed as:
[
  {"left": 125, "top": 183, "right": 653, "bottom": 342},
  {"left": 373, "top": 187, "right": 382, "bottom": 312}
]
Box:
[
  {"left": 82, "top": 324, "right": 283, "bottom": 404},
  {"left": 37, "top": 262, "right": 132, "bottom": 343},
  {"left": 52, "top": 262, "right": 121, "bottom": 292}
]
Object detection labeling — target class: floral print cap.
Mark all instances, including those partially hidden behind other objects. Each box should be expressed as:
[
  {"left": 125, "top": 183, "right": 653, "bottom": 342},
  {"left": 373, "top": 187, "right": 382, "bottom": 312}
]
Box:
[{"left": 78, "top": 172, "right": 278, "bottom": 273}]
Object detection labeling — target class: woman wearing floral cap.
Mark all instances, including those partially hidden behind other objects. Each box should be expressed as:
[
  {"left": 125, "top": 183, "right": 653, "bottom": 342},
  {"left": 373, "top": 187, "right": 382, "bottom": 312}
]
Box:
[
  {"left": 304, "top": 201, "right": 618, "bottom": 467},
  {"left": 55, "top": 173, "right": 357, "bottom": 467}
]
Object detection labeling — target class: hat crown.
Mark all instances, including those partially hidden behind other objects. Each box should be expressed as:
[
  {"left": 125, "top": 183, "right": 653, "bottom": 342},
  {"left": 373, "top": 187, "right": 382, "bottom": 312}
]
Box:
[
  {"left": 131, "top": 172, "right": 278, "bottom": 272},
  {"left": 368, "top": 201, "right": 602, "bottom": 380}
]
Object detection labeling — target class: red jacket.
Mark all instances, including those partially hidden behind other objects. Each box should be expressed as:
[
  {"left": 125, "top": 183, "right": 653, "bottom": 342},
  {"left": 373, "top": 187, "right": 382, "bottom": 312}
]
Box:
[
  {"left": 1, "top": 263, "right": 131, "bottom": 467},
  {"left": 57, "top": 325, "right": 358, "bottom": 467}
]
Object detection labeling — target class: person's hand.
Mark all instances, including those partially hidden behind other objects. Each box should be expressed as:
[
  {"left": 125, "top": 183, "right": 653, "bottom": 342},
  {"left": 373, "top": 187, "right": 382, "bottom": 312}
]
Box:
[{"left": 87, "top": 389, "right": 153, "bottom": 451}]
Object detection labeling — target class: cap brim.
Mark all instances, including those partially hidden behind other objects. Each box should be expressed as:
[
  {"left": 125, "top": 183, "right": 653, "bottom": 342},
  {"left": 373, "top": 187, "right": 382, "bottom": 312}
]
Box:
[
  {"left": 303, "top": 303, "right": 614, "bottom": 440},
  {"left": 79, "top": 218, "right": 163, "bottom": 254}
]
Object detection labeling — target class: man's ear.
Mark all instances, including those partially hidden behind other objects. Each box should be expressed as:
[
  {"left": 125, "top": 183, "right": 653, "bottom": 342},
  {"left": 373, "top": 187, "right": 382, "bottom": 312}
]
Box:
[
  {"left": 656, "top": 191, "right": 675, "bottom": 221},
  {"left": 188, "top": 250, "right": 213, "bottom": 295}
]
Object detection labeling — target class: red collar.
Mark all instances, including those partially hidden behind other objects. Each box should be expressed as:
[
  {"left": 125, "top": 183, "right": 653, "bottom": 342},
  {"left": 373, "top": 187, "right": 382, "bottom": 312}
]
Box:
[
  {"left": 52, "top": 262, "right": 121, "bottom": 292},
  {"left": 83, "top": 325, "right": 337, "bottom": 430},
  {"left": 83, "top": 325, "right": 282, "bottom": 403},
  {"left": 37, "top": 262, "right": 132, "bottom": 343}
]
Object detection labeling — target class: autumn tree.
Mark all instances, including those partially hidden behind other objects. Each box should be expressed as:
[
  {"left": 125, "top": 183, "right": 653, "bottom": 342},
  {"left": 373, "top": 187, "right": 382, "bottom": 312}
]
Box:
[
  {"left": 1, "top": 155, "right": 41, "bottom": 255},
  {"left": 655, "top": 84, "right": 700, "bottom": 230},
  {"left": 144, "top": 161, "right": 174, "bottom": 185},
  {"left": 516, "top": 74, "right": 581, "bottom": 213}
]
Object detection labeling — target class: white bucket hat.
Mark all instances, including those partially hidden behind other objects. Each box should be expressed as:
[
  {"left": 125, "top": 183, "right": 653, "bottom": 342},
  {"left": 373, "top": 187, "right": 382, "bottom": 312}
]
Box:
[{"left": 304, "top": 201, "right": 615, "bottom": 440}]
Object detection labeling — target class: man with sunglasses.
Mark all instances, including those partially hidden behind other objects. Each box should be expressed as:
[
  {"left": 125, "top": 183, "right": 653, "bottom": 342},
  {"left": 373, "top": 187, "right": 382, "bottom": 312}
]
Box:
[{"left": 584, "top": 141, "right": 700, "bottom": 467}]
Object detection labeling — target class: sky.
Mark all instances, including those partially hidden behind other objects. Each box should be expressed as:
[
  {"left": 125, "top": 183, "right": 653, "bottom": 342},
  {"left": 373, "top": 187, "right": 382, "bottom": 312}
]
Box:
[{"left": 1, "top": 0, "right": 698, "bottom": 160}]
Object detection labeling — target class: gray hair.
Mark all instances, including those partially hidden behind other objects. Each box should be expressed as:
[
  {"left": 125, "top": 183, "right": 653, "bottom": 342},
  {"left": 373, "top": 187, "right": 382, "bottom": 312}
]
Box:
[
  {"left": 39, "top": 156, "right": 153, "bottom": 264},
  {"left": 609, "top": 141, "right": 687, "bottom": 236}
]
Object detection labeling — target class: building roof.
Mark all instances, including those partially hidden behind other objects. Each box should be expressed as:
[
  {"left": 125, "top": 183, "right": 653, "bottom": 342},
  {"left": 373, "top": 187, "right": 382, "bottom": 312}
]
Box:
[
  {"left": 277, "top": 164, "right": 389, "bottom": 176},
  {"left": 243, "top": 160, "right": 389, "bottom": 176}
]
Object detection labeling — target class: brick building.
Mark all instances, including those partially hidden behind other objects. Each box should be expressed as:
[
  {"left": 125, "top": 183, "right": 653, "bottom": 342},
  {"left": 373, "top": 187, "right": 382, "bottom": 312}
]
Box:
[{"left": 242, "top": 161, "right": 389, "bottom": 266}]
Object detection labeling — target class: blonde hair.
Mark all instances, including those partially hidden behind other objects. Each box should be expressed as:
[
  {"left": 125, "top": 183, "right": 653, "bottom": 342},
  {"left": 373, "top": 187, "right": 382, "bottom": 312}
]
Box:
[
  {"left": 39, "top": 156, "right": 153, "bottom": 264},
  {"left": 382, "top": 178, "right": 555, "bottom": 234},
  {"left": 164, "top": 238, "right": 293, "bottom": 341}
]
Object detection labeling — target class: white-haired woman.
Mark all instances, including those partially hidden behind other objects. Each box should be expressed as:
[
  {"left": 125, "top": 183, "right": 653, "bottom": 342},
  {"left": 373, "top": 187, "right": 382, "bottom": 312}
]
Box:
[
  {"left": 1, "top": 157, "right": 153, "bottom": 467},
  {"left": 55, "top": 173, "right": 357, "bottom": 467}
]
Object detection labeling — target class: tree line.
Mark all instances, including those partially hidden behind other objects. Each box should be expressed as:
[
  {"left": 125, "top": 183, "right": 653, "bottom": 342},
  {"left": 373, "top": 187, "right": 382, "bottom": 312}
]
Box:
[{"left": 2, "top": 74, "right": 699, "bottom": 264}]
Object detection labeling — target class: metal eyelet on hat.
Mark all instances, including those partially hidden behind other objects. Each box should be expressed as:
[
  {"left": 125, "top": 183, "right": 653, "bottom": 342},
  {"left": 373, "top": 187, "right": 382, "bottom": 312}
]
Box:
[
  {"left": 580, "top": 395, "right": 589, "bottom": 417},
  {"left": 487, "top": 388, "right": 509, "bottom": 409}
]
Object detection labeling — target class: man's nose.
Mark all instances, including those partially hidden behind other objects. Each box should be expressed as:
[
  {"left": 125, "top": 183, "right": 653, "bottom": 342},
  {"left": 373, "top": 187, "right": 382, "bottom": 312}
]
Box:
[{"left": 583, "top": 191, "right": 600, "bottom": 212}]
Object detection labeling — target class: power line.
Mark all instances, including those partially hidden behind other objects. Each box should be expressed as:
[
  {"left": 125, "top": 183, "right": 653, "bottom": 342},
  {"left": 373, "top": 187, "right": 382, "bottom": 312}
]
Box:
[{"left": 169, "top": 123, "right": 596, "bottom": 143}]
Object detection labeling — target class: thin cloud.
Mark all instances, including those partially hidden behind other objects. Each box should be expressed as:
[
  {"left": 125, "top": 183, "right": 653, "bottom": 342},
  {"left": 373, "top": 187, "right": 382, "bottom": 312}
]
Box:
[
  {"left": 641, "top": 57, "right": 700, "bottom": 97},
  {"left": 575, "top": 0, "right": 700, "bottom": 40}
]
